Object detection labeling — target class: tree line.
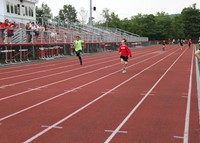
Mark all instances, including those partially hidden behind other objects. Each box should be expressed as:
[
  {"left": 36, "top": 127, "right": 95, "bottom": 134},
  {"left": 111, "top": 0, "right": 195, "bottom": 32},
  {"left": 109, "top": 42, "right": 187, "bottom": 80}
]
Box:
[{"left": 36, "top": 3, "right": 200, "bottom": 41}]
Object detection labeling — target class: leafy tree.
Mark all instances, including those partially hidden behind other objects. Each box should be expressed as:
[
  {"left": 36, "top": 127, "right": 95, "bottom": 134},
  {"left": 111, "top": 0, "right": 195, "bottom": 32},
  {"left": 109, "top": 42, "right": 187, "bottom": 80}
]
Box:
[
  {"left": 101, "top": 8, "right": 111, "bottom": 28},
  {"left": 181, "top": 3, "right": 200, "bottom": 40},
  {"left": 36, "top": 2, "right": 52, "bottom": 25},
  {"left": 154, "top": 12, "right": 173, "bottom": 40},
  {"left": 59, "top": 4, "right": 78, "bottom": 23},
  {"left": 171, "top": 15, "right": 185, "bottom": 39},
  {"left": 108, "top": 12, "right": 121, "bottom": 28}
]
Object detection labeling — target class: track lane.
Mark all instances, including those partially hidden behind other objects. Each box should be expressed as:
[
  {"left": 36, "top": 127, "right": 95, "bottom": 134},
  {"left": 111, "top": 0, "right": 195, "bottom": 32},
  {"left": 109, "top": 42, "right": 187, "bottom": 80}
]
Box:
[
  {"left": 0, "top": 45, "right": 198, "bottom": 141},
  {"left": 0, "top": 47, "right": 174, "bottom": 120}
]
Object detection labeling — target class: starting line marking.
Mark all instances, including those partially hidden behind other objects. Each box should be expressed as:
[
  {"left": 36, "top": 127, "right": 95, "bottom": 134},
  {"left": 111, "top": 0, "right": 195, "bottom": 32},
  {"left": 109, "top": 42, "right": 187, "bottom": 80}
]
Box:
[
  {"left": 173, "top": 136, "right": 184, "bottom": 139},
  {"left": 141, "top": 91, "right": 156, "bottom": 96},
  {"left": 105, "top": 130, "right": 128, "bottom": 134},
  {"left": 41, "top": 125, "right": 63, "bottom": 129}
]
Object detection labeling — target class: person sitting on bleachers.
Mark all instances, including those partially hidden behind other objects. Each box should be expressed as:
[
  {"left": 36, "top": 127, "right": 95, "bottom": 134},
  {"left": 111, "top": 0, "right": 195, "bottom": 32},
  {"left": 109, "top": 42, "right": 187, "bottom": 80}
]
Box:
[
  {"left": 26, "top": 22, "right": 32, "bottom": 43},
  {"left": 30, "top": 22, "right": 39, "bottom": 43}
]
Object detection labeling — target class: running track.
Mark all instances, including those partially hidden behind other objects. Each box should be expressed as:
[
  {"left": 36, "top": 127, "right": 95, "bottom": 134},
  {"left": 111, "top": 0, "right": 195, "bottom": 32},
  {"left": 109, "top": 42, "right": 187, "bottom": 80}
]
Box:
[{"left": 0, "top": 44, "right": 199, "bottom": 143}]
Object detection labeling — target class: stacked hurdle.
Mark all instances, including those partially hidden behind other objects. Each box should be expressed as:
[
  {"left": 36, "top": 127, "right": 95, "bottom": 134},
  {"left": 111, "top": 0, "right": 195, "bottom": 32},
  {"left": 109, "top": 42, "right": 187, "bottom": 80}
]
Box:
[
  {"left": 0, "top": 48, "right": 16, "bottom": 64},
  {"left": 19, "top": 49, "right": 29, "bottom": 62},
  {"left": 38, "top": 46, "right": 64, "bottom": 60}
]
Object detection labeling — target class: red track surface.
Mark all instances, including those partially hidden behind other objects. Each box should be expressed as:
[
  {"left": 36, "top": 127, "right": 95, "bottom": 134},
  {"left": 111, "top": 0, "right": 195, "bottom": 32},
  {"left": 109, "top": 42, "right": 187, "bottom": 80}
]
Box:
[{"left": 0, "top": 45, "right": 199, "bottom": 143}]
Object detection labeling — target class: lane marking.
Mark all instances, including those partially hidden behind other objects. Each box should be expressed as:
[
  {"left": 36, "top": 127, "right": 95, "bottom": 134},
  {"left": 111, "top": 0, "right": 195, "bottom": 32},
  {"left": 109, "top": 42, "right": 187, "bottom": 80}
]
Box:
[
  {"left": 41, "top": 125, "right": 63, "bottom": 129},
  {"left": 23, "top": 49, "right": 180, "bottom": 143},
  {"left": 105, "top": 130, "right": 128, "bottom": 134},
  {"left": 183, "top": 47, "right": 194, "bottom": 143},
  {"left": 174, "top": 136, "right": 184, "bottom": 139}
]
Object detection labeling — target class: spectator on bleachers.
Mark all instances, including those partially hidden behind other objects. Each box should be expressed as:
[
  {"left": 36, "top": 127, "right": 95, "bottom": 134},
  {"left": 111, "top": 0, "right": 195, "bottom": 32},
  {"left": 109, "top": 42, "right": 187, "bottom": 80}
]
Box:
[
  {"left": 26, "top": 21, "right": 32, "bottom": 43},
  {"left": 50, "top": 28, "right": 57, "bottom": 42},
  {"left": 6, "top": 21, "right": 17, "bottom": 44},
  {"left": 64, "top": 32, "right": 67, "bottom": 42},
  {"left": 30, "top": 22, "right": 39, "bottom": 43},
  {"left": 43, "top": 23, "right": 48, "bottom": 42},
  {"left": 0, "top": 19, "right": 9, "bottom": 43}
]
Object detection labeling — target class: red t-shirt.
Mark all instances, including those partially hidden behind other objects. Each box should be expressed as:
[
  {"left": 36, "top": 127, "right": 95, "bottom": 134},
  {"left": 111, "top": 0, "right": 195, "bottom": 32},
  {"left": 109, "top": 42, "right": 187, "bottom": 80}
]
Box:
[
  {"left": 118, "top": 45, "right": 132, "bottom": 57},
  {"left": 0, "top": 22, "right": 8, "bottom": 29}
]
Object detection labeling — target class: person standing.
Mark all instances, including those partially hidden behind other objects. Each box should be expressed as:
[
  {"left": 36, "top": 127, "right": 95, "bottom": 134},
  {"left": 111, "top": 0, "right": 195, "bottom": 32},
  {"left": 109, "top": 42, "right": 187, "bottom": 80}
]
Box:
[
  {"left": 162, "top": 40, "right": 166, "bottom": 51},
  {"left": 72, "top": 36, "right": 84, "bottom": 65},
  {"left": 118, "top": 38, "right": 132, "bottom": 73},
  {"left": 0, "top": 19, "right": 9, "bottom": 43},
  {"left": 6, "top": 21, "right": 17, "bottom": 44},
  {"left": 188, "top": 39, "right": 192, "bottom": 48}
]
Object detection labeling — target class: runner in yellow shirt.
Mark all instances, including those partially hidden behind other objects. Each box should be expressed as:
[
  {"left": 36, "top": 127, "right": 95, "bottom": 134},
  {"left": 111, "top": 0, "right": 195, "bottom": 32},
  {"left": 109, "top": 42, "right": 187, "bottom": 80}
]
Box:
[{"left": 72, "top": 36, "right": 84, "bottom": 65}]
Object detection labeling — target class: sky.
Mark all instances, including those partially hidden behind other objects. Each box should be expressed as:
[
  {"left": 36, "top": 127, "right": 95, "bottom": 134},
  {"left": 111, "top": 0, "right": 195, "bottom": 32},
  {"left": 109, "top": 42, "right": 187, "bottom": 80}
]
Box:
[{"left": 36, "top": 0, "right": 200, "bottom": 21}]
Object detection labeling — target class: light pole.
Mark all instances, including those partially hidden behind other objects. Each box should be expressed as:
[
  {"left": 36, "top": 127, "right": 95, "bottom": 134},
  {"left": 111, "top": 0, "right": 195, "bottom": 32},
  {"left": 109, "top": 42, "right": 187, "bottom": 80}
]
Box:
[{"left": 89, "top": 0, "right": 92, "bottom": 25}]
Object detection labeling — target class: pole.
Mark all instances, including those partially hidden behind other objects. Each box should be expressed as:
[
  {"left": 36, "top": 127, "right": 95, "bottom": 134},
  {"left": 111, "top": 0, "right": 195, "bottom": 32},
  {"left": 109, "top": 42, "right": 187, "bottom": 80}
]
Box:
[{"left": 89, "top": 0, "right": 92, "bottom": 25}]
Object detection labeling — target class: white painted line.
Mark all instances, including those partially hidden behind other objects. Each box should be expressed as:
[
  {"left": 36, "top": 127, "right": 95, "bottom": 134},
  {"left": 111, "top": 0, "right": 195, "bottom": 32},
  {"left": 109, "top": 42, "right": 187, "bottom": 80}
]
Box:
[
  {"left": 140, "top": 93, "right": 154, "bottom": 96},
  {"left": 105, "top": 130, "right": 128, "bottom": 134},
  {"left": 104, "top": 48, "right": 188, "bottom": 143},
  {"left": 41, "top": 125, "right": 63, "bottom": 129},
  {"left": 174, "top": 136, "right": 184, "bottom": 139},
  {"left": 183, "top": 48, "right": 194, "bottom": 143},
  {"left": 27, "top": 88, "right": 41, "bottom": 91},
  {"left": 23, "top": 49, "right": 180, "bottom": 143}
]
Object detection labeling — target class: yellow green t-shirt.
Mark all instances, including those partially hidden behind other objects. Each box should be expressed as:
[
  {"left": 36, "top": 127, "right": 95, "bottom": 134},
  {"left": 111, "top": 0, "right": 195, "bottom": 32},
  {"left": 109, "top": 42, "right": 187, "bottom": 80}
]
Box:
[{"left": 74, "top": 40, "right": 84, "bottom": 51}]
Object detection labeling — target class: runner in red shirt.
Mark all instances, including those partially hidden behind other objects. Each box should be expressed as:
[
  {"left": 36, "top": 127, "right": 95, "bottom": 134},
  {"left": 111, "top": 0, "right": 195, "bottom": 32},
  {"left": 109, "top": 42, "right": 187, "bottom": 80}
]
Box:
[{"left": 118, "top": 38, "right": 132, "bottom": 73}]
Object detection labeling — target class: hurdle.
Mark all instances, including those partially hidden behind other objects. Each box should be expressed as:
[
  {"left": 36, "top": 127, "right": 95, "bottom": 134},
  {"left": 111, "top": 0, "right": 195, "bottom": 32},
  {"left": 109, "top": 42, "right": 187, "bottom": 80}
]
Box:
[{"left": 19, "top": 49, "right": 29, "bottom": 62}]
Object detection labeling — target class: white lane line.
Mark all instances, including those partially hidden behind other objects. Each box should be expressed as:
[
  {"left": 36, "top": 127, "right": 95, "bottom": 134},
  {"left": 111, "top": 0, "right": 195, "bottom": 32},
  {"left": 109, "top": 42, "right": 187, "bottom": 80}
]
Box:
[
  {"left": 23, "top": 49, "right": 179, "bottom": 143},
  {"left": 41, "top": 125, "right": 63, "bottom": 129},
  {"left": 104, "top": 48, "right": 188, "bottom": 143},
  {"left": 105, "top": 130, "right": 128, "bottom": 134},
  {"left": 183, "top": 47, "right": 194, "bottom": 143},
  {"left": 0, "top": 50, "right": 163, "bottom": 101},
  {"left": 174, "top": 136, "right": 184, "bottom": 139}
]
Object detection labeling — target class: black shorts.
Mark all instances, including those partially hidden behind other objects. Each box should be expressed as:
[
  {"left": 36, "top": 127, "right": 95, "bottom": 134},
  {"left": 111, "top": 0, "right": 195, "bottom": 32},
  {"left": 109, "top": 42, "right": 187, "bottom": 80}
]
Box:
[
  {"left": 75, "top": 50, "right": 82, "bottom": 56},
  {"left": 120, "top": 56, "right": 128, "bottom": 62}
]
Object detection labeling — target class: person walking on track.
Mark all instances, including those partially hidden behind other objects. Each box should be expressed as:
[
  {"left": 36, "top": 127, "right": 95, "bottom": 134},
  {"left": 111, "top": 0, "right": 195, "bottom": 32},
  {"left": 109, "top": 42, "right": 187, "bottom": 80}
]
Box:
[
  {"left": 188, "top": 39, "right": 192, "bottom": 48},
  {"left": 72, "top": 36, "right": 84, "bottom": 65},
  {"left": 118, "top": 38, "right": 132, "bottom": 73},
  {"left": 162, "top": 40, "right": 166, "bottom": 51}
]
